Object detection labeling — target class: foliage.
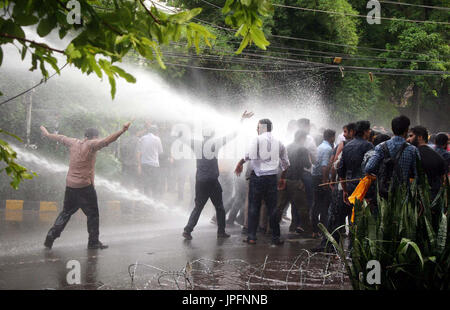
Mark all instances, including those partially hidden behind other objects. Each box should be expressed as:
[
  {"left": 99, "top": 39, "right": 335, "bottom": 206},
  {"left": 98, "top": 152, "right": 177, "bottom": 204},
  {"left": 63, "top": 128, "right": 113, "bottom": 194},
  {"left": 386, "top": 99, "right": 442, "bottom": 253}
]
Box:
[
  {"left": 0, "top": 130, "right": 35, "bottom": 189},
  {"left": 222, "top": 0, "right": 272, "bottom": 53},
  {"left": 333, "top": 73, "right": 398, "bottom": 127},
  {"left": 0, "top": 0, "right": 217, "bottom": 98},
  {"left": 320, "top": 177, "right": 450, "bottom": 290},
  {"left": 0, "top": 0, "right": 275, "bottom": 188}
]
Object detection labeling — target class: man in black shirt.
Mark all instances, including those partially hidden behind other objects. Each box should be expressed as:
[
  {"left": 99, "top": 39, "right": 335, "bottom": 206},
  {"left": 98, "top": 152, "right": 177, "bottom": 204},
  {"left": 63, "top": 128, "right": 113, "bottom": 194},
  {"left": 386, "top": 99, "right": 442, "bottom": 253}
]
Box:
[
  {"left": 408, "top": 126, "right": 446, "bottom": 199},
  {"left": 276, "top": 130, "right": 312, "bottom": 234},
  {"left": 338, "top": 121, "right": 374, "bottom": 205},
  {"left": 434, "top": 133, "right": 450, "bottom": 174},
  {"left": 312, "top": 121, "right": 372, "bottom": 252},
  {"left": 181, "top": 111, "right": 253, "bottom": 240}
]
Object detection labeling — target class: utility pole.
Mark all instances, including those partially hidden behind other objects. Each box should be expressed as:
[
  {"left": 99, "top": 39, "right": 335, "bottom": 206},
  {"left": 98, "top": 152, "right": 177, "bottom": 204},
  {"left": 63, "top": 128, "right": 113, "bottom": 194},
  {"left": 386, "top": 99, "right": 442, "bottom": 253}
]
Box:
[{"left": 25, "top": 89, "right": 34, "bottom": 146}]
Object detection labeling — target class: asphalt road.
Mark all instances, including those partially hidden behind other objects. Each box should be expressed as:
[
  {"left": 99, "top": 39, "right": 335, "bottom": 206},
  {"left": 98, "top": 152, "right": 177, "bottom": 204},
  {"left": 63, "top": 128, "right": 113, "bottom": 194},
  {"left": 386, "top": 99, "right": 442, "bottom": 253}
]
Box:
[{"left": 0, "top": 210, "right": 350, "bottom": 290}]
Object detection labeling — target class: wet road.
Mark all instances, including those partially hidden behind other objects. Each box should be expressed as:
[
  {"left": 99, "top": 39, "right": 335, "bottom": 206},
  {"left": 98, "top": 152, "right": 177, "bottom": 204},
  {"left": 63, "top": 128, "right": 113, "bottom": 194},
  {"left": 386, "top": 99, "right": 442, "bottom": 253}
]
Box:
[{"left": 0, "top": 210, "right": 350, "bottom": 290}]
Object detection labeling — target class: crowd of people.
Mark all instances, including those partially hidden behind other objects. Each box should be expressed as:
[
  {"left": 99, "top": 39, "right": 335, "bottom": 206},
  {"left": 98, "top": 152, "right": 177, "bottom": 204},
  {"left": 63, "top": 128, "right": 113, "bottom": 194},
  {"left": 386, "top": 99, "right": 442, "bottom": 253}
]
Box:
[{"left": 39, "top": 113, "right": 450, "bottom": 251}]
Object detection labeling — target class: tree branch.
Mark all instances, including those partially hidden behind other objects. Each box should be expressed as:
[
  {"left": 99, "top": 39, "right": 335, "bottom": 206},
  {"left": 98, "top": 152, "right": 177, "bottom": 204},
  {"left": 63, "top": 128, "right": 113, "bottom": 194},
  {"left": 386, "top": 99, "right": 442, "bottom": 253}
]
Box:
[
  {"left": 0, "top": 33, "right": 65, "bottom": 54},
  {"left": 139, "top": 0, "right": 161, "bottom": 25}
]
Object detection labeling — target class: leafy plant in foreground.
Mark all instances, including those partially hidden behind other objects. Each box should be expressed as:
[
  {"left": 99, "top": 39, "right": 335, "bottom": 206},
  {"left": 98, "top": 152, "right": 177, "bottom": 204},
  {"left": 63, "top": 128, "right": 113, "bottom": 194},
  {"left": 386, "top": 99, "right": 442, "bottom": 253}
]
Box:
[{"left": 320, "top": 178, "right": 449, "bottom": 290}]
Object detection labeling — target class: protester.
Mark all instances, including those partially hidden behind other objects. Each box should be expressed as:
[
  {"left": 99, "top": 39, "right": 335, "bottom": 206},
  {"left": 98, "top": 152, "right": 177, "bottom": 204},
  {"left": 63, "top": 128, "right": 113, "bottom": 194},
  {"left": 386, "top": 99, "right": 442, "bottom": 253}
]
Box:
[
  {"left": 41, "top": 123, "right": 131, "bottom": 250},
  {"left": 119, "top": 126, "right": 140, "bottom": 189},
  {"left": 311, "top": 129, "right": 335, "bottom": 238},
  {"left": 329, "top": 123, "right": 356, "bottom": 224},
  {"left": 365, "top": 115, "right": 419, "bottom": 198},
  {"left": 137, "top": 125, "right": 164, "bottom": 197},
  {"left": 296, "top": 118, "right": 316, "bottom": 232},
  {"left": 159, "top": 122, "right": 174, "bottom": 197},
  {"left": 434, "top": 132, "right": 450, "bottom": 173},
  {"left": 226, "top": 175, "right": 247, "bottom": 226},
  {"left": 182, "top": 111, "right": 253, "bottom": 240},
  {"left": 210, "top": 159, "right": 236, "bottom": 225},
  {"left": 235, "top": 119, "right": 290, "bottom": 245},
  {"left": 408, "top": 126, "right": 446, "bottom": 199},
  {"left": 332, "top": 123, "right": 356, "bottom": 165},
  {"left": 276, "top": 130, "right": 311, "bottom": 234},
  {"left": 338, "top": 121, "right": 374, "bottom": 206},
  {"left": 311, "top": 123, "right": 358, "bottom": 251}
]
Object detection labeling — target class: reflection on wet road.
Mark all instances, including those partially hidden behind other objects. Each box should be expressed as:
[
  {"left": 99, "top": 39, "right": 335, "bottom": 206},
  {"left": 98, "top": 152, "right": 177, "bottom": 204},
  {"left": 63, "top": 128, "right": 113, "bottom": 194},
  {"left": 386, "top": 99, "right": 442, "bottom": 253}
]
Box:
[{"left": 0, "top": 210, "right": 351, "bottom": 290}]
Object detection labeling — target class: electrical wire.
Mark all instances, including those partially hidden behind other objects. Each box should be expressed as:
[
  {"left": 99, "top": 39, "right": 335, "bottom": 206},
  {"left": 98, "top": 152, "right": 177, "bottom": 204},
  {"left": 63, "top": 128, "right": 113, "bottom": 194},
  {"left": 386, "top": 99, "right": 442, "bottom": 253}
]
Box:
[
  {"left": 0, "top": 62, "right": 68, "bottom": 106},
  {"left": 178, "top": 0, "right": 448, "bottom": 58},
  {"left": 197, "top": 0, "right": 450, "bottom": 12},
  {"left": 379, "top": 1, "right": 450, "bottom": 11},
  {"left": 272, "top": 3, "right": 450, "bottom": 25},
  {"left": 165, "top": 41, "right": 449, "bottom": 76}
]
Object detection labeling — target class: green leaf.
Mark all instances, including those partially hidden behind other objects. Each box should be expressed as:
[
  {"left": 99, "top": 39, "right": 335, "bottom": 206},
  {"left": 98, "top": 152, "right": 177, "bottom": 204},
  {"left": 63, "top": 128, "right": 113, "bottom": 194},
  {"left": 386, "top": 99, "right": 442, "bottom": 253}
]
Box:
[
  {"left": 108, "top": 76, "right": 116, "bottom": 99},
  {"left": 37, "top": 16, "right": 56, "bottom": 37},
  {"left": 249, "top": 27, "right": 269, "bottom": 50},
  {"left": 436, "top": 214, "right": 447, "bottom": 255},
  {"left": 111, "top": 66, "right": 136, "bottom": 83},
  {"left": 14, "top": 14, "right": 39, "bottom": 26},
  {"left": 235, "top": 34, "right": 249, "bottom": 54},
  {"left": 21, "top": 45, "right": 27, "bottom": 60},
  {"left": 398, "top": 238, "right": 424, "bottom": 268},
  {"left": 59, "top": 27, "right": 68, "bottom": 40}
]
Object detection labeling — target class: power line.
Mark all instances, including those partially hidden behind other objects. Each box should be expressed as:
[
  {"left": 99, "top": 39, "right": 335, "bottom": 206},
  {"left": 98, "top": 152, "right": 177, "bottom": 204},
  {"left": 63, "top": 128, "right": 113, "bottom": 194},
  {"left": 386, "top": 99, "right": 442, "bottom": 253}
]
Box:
[
  {"left": 271, "top": 3, "right": 450, "bottom": 25},
  {"left": 195, "top": 0, "right": 450, "bottom": 12},
  {"left": 0, "top": 62, "right": 68, "bottom": 106},
  {"left": 176, "top": 6, "right": 445, "bottom": 58},
  {"left": 198, "top": 0, "right": 222, "bottom": 10},
  {"left": 153, "top": 60, "right": 325, "bottom": 73},
  {"left": 196, "top": 35, "right": 447, "bottom": 64},
  {"left": 379, "top": 1, "right": 450, "bottom": 11},
  {"left": 166, "top": 41, "right": 449, "bottom": 76}
]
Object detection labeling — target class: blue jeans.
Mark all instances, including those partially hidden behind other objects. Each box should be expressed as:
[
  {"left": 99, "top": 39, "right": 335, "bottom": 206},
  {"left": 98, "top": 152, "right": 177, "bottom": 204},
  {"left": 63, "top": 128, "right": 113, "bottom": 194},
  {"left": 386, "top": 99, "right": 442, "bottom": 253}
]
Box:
[{"left": 247, "top": 173, "right": 280, "bottom": 241}]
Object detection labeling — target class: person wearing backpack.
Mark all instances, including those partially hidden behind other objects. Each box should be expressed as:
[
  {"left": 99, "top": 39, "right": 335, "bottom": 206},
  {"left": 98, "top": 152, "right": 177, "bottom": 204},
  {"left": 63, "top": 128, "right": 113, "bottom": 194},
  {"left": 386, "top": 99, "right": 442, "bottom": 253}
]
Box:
[{"left": 365, "top": 115, "right": 420, "bottom": 198}]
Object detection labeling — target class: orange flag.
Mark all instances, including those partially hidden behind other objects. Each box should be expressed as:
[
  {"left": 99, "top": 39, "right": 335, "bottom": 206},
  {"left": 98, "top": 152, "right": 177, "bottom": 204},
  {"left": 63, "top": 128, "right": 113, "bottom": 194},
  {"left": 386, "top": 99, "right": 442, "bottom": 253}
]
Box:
[{"left": 348, "top": 175, "right": 376, "bottom": 222}]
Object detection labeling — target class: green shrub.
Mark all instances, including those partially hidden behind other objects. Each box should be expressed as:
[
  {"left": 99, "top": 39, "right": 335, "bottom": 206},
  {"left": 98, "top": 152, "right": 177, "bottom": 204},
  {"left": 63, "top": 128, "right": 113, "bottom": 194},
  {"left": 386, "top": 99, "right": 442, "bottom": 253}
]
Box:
[{"left": 320, "top": 178, "right": 449, "bottom": 290}]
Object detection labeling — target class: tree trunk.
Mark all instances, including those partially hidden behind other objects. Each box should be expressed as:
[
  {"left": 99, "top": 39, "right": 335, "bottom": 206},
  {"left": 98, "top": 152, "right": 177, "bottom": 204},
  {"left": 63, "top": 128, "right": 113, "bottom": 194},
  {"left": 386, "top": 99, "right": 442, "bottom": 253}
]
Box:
[{"left": 415, "top": 87, "right": 422, "bottom": 125}]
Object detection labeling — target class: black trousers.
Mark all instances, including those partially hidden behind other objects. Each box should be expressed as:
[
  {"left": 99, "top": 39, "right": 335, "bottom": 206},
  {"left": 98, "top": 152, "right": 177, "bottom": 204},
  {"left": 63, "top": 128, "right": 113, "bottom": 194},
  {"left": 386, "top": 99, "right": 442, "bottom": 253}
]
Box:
[
  {"left": 47, "top": 185, "right": 100, "bottom": 244},
  {"left": 184, "top": 179, "right": 226, "bottom": 234},
  {"left": 247, "top": 173, "right": 280, "bottom": 241},
  {"left": 320, "top": 188, "right": 352, "bottom": 250},
  {"left": 312, "top": 175, "right": 332, "bottom": 233}
]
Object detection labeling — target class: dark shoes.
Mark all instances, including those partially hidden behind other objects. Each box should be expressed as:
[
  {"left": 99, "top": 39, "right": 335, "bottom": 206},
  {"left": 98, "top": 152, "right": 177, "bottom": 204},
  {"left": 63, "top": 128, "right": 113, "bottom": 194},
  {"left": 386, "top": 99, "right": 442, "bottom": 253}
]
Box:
[
  {"left": 243, "top": 239, "right": 256, "bottom": 245},
  {"left": 271, "top": 239, "right": 285, "bottom": 246},
  {"left": 217, "top": 232, "right": 231, "bottom": 239},
  {"left": 183, "top": 231, "right": 193, "bottom": 240},
  {"left": 44, "top": 235, "right": 54, "bottom": 249},
  {"left": 88, "top": 241, "right": 108, "bottom": 250},
  {"left": 241, "top": 227, "right": 248, "bottom": 235}
]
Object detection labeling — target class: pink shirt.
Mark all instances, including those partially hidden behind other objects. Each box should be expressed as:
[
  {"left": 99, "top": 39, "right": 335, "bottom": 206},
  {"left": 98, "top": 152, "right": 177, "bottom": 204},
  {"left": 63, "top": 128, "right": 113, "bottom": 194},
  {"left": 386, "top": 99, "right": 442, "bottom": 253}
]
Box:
[{"left": 52, "top": 135, "right": 114, "bottom": 188}]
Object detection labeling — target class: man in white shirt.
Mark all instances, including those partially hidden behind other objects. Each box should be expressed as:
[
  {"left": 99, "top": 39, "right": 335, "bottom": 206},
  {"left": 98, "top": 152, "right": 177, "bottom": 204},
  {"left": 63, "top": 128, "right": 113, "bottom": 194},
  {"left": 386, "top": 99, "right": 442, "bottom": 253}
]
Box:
[
  {"left": 138, "top": 125, "right": 164, "bottom": 197},
  {"left": 235, "top": 119, "right": 290, "bottom": 245}
]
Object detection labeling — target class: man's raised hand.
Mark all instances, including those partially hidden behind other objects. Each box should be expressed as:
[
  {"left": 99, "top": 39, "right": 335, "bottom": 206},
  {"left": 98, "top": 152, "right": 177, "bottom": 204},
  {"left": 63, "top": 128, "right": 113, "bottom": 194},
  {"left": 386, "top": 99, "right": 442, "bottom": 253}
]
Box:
[
  {"left": 40, "top": 126, "right": 49, "bottom": 137},
  {"left": 123, "top": 122, "right": 131, "bottom": 132},
  {"left": 241, "top": 110, "right": 254, "bottom": 120},
  {"left": 234, "top": 162, "right": 244, "bottom": 177}
]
